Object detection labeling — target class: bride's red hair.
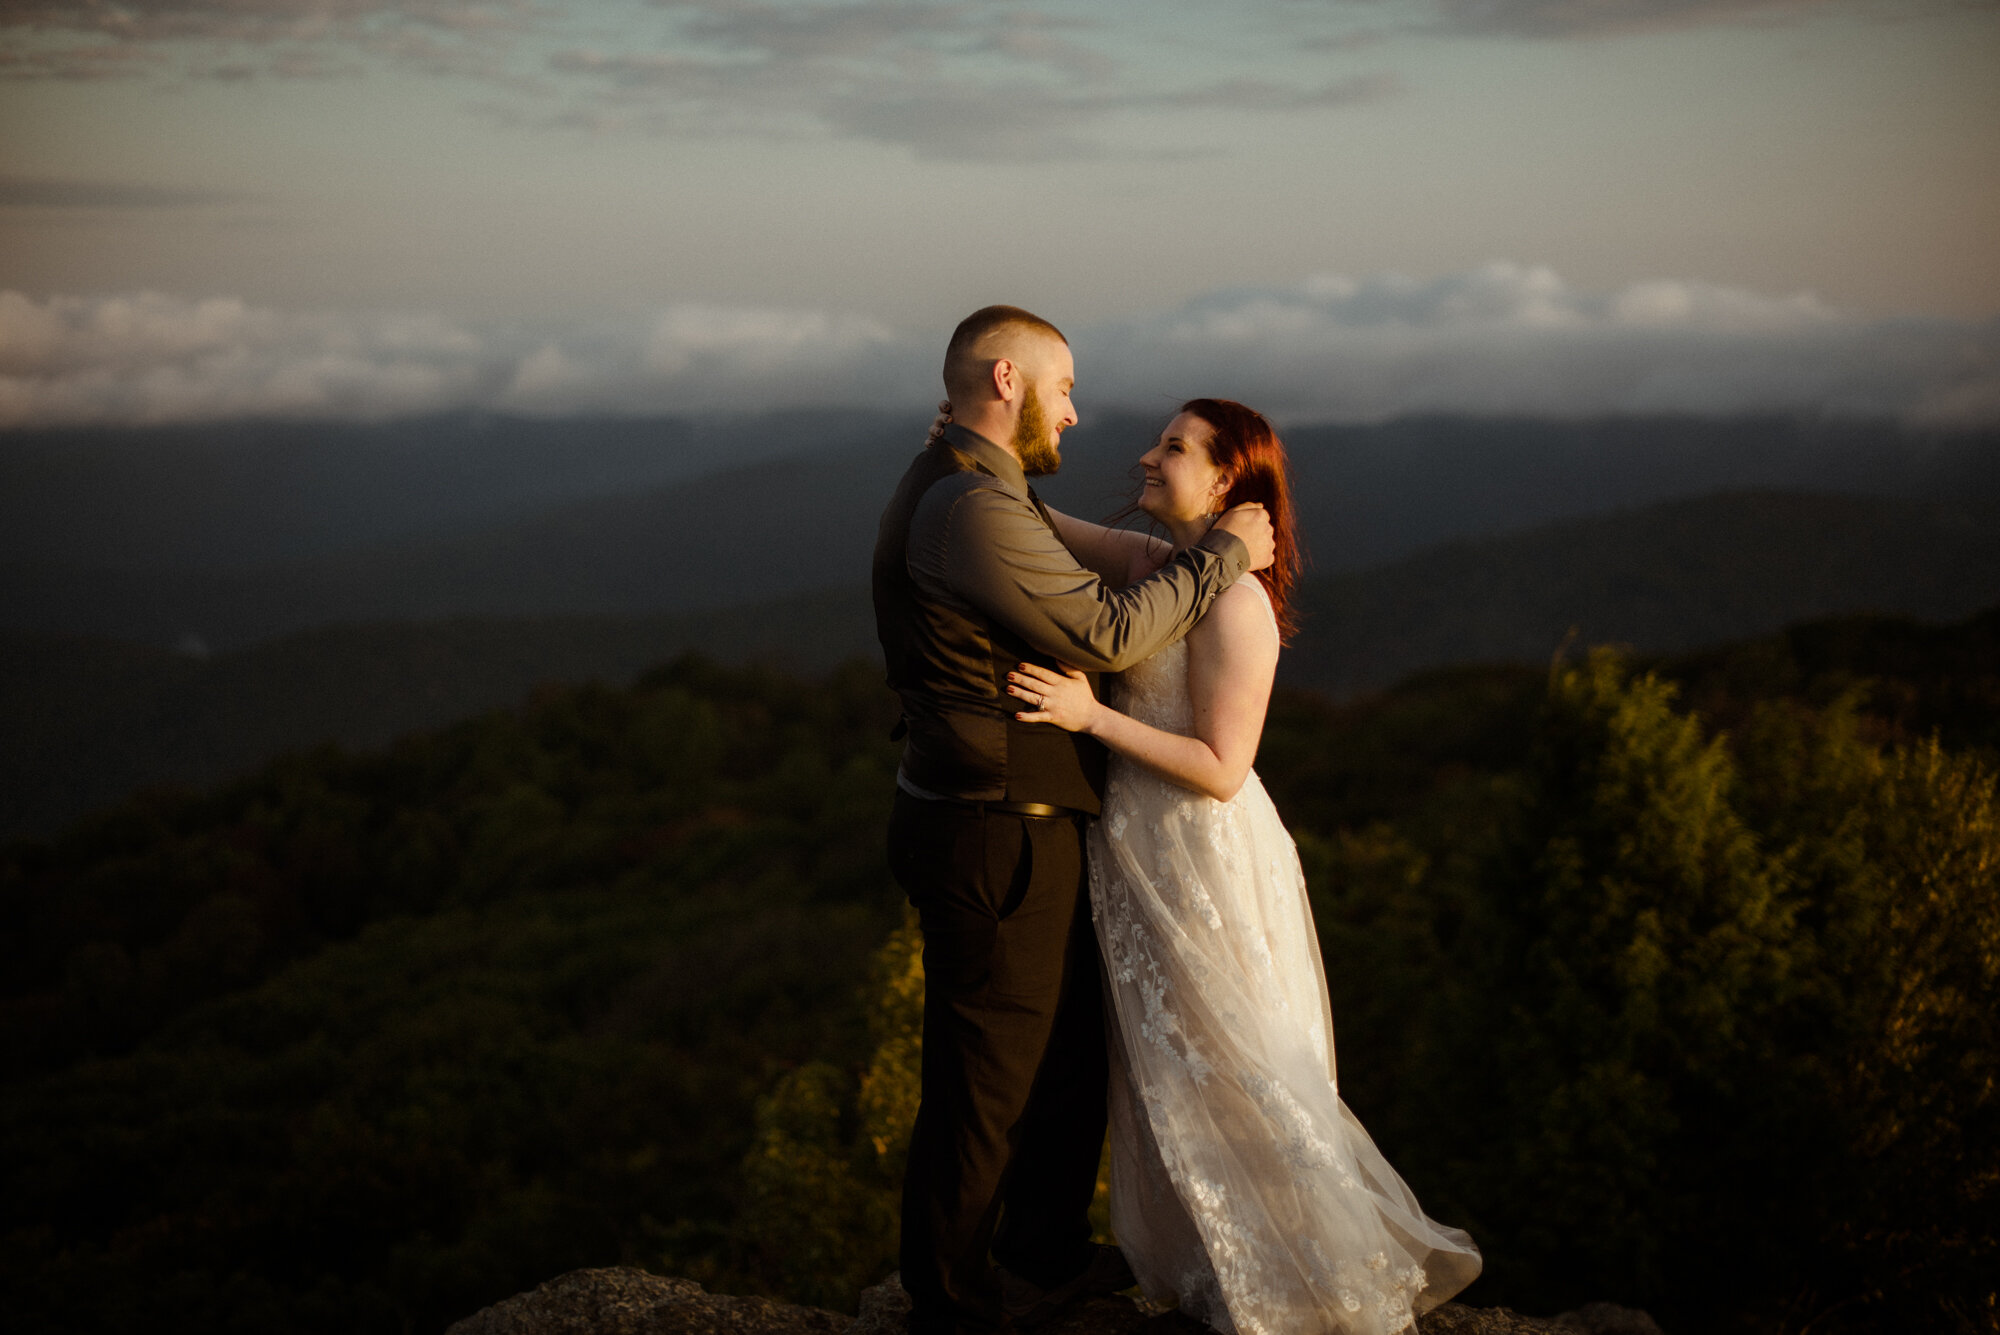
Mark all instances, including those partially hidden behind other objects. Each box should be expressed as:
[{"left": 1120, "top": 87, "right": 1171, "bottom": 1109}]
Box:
[{"left": 1180, "top": 398, "right": 1304, "bottom": 644}]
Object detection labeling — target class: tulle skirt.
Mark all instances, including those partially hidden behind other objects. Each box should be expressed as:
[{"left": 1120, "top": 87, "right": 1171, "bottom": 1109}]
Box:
[{"left": 1090, "top": 761, "right": 1481, "bottom": 1335}]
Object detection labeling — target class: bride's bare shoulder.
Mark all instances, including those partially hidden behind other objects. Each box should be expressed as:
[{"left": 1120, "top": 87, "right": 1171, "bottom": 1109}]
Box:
[{"left": 1190, "top": 578, "right": 1279, "bottom": 654}]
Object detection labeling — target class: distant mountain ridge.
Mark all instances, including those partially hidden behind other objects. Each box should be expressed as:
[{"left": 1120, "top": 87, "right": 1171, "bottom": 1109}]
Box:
[
  {"left": 0, "top": 593, "right": 877, "bottom": 841},
  {"left": 0, "top": 409, "right": 911, "bottom": 571},
  {"left": 1286, "top": 488, "right": 2000, "bottom": 695},
  {"left": 0, "top": 447, "right": 903, "bottom": 648},
  {"left": 7, "top": 485, "right": 1998, "bottom": 840},
  {"left": 4, "top": 414, "right": 1994, "bottom": 651}
]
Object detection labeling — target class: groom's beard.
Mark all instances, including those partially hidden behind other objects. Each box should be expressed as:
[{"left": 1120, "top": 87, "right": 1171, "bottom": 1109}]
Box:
[{"left": 1013, "top": 383, "right": 1062, "bottom": 477}]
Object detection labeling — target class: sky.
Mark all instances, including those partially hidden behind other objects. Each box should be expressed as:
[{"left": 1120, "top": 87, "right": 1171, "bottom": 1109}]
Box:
[{"left": 1, "top": 0, "right": 1997, "bottom": 427}]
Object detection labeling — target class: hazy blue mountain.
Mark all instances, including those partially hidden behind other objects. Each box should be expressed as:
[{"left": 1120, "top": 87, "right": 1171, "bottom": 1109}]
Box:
[
  {"left": 7, "top": 486, "right": 1998, "bottom": 839},
  {"left": 0, "top": 427, "right": 927, "bottom": 648},
  {"left": 7, "top": 412, "right": 1991, "bottom": 575},
  {"left": 1283, "top": 489, "right": 2000, "bottom": 695},
  {"left": 4, "top": 414, "right": 1994, "bottom": 651},
  {"left": 0, "top": 409, "right": 916, "bottom": 572}
]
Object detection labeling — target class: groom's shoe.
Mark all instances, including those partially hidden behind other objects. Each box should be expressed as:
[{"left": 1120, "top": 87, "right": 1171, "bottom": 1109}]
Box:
[{"left": 999, "top": 1245, "right": 1138, "bottom": 1327}]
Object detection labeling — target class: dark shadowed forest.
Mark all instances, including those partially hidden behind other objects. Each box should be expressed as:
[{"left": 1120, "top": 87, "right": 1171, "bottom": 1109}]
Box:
[{"left": 2, "top": 610, "right": 1995, "bottom": 1334}]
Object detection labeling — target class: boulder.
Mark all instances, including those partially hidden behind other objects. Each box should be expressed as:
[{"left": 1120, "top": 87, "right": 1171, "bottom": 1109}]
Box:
[
  {"left": 1553, "top": 1304, "right": 1665, "bottom": 1335},
  {"left": 848, "top": 1272, "right": 1572, "bottom": 1335},
  {"left": 444, "top": 1268, "right": 849, "bottom": 1335},
  {"left": 450, "top": 1268, "right": 1656, "bottom": 1335}
]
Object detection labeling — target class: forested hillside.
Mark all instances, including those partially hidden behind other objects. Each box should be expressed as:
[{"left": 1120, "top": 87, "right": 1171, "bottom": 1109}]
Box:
[
  {"left": 1, "top": 658, "right": 908, "bottom": 1331},
  {"left": 3, "top": 612, "right": 1995, "bottom": 1334},
  {"left": 0, "top": 591, "right": 877, "bottom": 840}
]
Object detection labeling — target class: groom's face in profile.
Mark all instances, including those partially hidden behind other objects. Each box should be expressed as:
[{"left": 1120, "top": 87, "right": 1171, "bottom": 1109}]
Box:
[{"left": 1011, "top": 338, "right": 1077, "bottom": 478}]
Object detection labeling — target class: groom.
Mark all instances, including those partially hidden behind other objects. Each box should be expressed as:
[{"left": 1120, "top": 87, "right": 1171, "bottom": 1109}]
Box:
[{"left": 872, "top": 306, "right": 1273, "bottom": 1335}]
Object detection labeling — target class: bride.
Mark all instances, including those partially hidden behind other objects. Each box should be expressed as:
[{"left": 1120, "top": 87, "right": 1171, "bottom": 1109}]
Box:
[{"left": 1007, "top": 399, "right": 1482, "bottom": 1335}]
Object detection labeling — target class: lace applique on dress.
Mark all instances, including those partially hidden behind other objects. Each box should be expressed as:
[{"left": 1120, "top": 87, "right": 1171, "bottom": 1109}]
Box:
[{"left": 1089, "top": 576, "right": 1481, "bottom": 1335}]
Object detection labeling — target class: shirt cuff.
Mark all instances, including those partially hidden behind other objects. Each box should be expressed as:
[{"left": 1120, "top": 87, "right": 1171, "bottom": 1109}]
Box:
[{"left": 1195, "top": 527, "right": 1250, "bottom": 574}]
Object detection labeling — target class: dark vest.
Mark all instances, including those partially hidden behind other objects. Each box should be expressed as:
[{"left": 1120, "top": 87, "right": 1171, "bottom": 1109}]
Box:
[{"left": 873, "top": 442, "right": 1107, "bottom": 813}]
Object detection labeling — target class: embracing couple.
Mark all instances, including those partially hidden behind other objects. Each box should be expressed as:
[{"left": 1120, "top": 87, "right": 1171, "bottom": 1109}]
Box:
[{"left": 872, "top": 306, "right": 1481, "bottom": 1335}]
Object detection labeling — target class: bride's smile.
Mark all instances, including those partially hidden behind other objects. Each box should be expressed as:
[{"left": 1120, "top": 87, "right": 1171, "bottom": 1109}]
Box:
[{"left": 1138, "top": 411, "right": 1232, "bottom": 538}]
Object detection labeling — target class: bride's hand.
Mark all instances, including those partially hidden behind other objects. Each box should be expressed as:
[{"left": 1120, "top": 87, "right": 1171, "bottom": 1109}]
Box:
[
  {"left": 1008, "top": 662, "right": 1098, "bottom": 733},
  {"left": 925, "top": 399, "right": 952, "bottom": 444}
]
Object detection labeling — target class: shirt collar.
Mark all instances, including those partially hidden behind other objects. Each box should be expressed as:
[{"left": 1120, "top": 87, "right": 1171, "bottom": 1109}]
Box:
[{"left": 940, "top": 422, "right": 1027, "bottom": 499}]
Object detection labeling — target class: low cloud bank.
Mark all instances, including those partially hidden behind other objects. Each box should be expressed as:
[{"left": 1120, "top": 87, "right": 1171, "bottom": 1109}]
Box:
[
  {"left": 0, "top": 292, "right": 924, "bottom": 426},
  {"left": 3, "top": 267, "right": 1996, "bottom": 429},
  {"left": 0, "top": 290, "right": 493, "bottom": 426},
  {"left": 1086, "top": 265, "right": 2000, "bottom": 425}
]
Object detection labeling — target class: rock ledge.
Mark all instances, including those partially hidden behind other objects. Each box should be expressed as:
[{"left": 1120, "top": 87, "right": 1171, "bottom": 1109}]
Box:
[
  {"left": 444, "top": 1267, "right": 848, "bottom": 1335},
  {"left": 449, "top": 1268, "right": 1660, "bottom": 1335}
]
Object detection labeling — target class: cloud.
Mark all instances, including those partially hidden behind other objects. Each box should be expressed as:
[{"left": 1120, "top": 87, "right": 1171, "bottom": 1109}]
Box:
[
  {"left": 1419, "top": 0, "right": 1846, "bottom": 39},
  {"left": 643, "top": 304, "right": 896, "bottom": 376},
  {"left": 0, "top": 0, "right": 534, "bottom": 82},
  {"left": 498, "top": 342, "right": 593, "bottom": 408},
  {"left": 0, "top": 290, "right": 492, "bottom": 427},
  {"left": 0, "top": 1, "right": 1403, "bottom": 160},
  {"left": 1081, "top": 264, "right": 1998, "bottom": 423},
  {"left": 537, "top": 3, "right": 1137, "bottom": 157},
  {"left": 673, "top": 0, "right": 987, "bottom": 62},
  {"left": 5, "top": 269, "right": 1995, "bottom": 428},
  {"left": 810, "top": 70, "right": 1402, "bottom": 162},
  {"left": 0, "top": 177, "right": 244, "bottom": 208},
  {"left": 1156, "top": 73, "right": 1402, "bottom": 112},
  {"left": 542, "top": 3, "right": 1406, "bottom": 160},
  {"left": 502, "top": 302, "right": 920, "bottom": 414},
  {"left": 0, "top": 289, "right": 929, "bottom": 425},
  {"left": 818, "top": 87, "right": 1114, "bottom": 161},
  {"left": 0, "top": 39, "right": 167, "bottom": 80},
  {"left": 1288, "top": 0, "right": 1991, "bottom": 49},
  {"left": 1390, "top": 0, "right": 1998, "bottom": 40}
]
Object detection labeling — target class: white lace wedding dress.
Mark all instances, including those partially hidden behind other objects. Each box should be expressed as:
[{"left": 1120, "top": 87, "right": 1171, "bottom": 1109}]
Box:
[{"left": 1089, "top": 577, "right": 1482, "bottom": 1335}]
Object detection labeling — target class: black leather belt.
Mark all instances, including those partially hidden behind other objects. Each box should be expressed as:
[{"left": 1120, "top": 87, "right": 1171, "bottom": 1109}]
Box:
[
  {"left": 899, "top": 789, "right": 1089, "bottom": 820},
  {"left": 911, "top": 796, "right": 1086, "bottom": 819},
  {"left": 979, "top": 800, "right": 1085, "bottom": 819}
]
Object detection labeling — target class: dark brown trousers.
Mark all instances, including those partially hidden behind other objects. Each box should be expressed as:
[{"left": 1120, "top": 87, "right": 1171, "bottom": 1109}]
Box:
[{"left": 887, "top": 790, "right": 1108, "bottom": 1335}]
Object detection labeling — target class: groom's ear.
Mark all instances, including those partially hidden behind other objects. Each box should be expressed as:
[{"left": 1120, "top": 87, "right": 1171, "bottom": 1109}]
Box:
[{"left": 990, "top": 356, "right": 1021, "bottom": 404}]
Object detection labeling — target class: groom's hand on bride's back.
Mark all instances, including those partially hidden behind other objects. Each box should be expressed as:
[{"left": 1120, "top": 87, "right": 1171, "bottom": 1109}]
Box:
[{"left": 1213, "top": 502, "right": 1276, "bottom": 571}]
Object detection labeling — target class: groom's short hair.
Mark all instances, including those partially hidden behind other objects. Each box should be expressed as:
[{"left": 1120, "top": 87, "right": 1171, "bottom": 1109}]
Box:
[{"left": 943, "top": 305, "right": 1068, "bottom": 404}]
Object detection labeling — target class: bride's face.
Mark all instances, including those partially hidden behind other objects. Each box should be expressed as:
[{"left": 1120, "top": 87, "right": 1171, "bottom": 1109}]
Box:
[{"left": 1139, "top": 412, "right": 1230, "bottom": 525}]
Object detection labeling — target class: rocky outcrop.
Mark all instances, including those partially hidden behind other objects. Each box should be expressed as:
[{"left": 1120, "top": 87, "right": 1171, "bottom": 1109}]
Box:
[
  {"left": 444, "top": 1268, "right": 849, "bottom": 1335},
  {"left": 449, "top": 1269, "right": 1661, "bottom": 1335},
  {"left": 842, "top": 1271, "right": 1638, "bottom": 1335},
  {"left": 1548, "top": 1306, "right": 1664, "bottom": 1335}
]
